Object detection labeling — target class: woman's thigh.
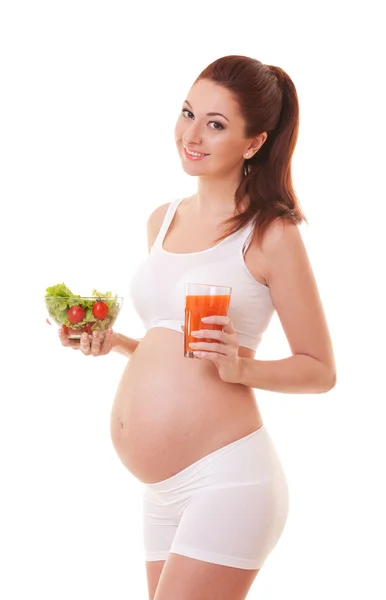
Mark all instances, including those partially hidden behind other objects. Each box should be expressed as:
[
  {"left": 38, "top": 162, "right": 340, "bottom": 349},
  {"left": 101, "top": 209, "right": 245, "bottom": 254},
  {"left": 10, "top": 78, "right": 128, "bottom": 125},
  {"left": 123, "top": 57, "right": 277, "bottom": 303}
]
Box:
[{"left": 146, "top": 560, "right": 166, "bottom": 600}]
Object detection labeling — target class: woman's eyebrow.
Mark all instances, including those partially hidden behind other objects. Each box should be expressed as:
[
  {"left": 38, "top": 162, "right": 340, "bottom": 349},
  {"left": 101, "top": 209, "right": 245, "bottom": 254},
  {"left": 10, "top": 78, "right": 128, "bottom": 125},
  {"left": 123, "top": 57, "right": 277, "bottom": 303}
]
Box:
[{"left": 184, "top": 100, "right": 230, "bottom": 123}]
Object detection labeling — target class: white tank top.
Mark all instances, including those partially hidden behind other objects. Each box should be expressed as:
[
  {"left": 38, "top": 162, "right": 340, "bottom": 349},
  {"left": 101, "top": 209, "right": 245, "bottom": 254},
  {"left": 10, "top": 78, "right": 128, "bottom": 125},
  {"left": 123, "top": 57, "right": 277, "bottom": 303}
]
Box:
[{"left": 129, "top": 198, "right": 275, "bottom": 351}]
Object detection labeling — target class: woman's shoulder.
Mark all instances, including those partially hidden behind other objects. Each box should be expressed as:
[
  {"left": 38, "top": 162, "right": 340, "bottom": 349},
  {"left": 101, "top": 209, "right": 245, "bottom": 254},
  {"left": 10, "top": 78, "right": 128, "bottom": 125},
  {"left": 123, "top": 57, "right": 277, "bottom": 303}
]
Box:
[
  {"left": 147, "top": 201, "right": 171, "bottom": 228},
  {"left": 246, "top": 217, "right": 303, "bottom": 284},
  {"left": 146, "top": 197, "right": 189, "bottom": 244},
  {"left": 250, "top": 216, "right": 302, "bottom": 255}
]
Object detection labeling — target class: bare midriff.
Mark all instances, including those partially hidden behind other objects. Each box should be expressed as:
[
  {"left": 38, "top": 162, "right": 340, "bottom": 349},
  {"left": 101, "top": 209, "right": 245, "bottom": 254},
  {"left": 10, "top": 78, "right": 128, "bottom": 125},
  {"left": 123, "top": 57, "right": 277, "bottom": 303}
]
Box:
[{"left": 110, "top": 327, "right": 263, "bottom": 484}]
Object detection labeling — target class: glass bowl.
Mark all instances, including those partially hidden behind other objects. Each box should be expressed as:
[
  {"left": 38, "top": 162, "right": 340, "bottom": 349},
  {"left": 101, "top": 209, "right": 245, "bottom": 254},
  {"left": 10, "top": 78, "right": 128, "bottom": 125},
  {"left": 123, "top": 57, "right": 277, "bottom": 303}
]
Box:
[{"left": 45, "top": 295, "right": 123, "bottom": 341}]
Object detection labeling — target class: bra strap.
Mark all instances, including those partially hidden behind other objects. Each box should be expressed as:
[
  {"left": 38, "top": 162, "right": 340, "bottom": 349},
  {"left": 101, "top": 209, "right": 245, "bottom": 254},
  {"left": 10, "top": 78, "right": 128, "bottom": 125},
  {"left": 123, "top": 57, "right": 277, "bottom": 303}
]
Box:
[
  {"left": 152, "top": 198, "right": 184, "bottom": 249},
  {"left": 225, "top": 219, "right": 255, "bottom": 256},
  {"left": 241, "top": 220, "right": 255, "bottom": 256}
]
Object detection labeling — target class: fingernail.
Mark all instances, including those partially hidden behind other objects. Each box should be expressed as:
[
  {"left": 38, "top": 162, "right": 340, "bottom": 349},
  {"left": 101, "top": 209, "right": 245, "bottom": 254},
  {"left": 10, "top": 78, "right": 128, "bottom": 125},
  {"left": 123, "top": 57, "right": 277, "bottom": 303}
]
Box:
[{"left": 93, "top": 331, "right": 98, "bottom": 337}]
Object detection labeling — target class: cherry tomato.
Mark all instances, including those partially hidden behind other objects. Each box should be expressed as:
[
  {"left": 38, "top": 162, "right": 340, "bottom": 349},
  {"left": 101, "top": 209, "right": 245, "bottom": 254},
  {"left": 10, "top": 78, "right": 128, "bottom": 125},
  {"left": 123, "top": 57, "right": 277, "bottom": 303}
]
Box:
[
  {"left": 92, "top": 301, "right": 108, "bottom": 320},
  {"left": 67, "top": 305, "right": 85, "bottom": 324}
]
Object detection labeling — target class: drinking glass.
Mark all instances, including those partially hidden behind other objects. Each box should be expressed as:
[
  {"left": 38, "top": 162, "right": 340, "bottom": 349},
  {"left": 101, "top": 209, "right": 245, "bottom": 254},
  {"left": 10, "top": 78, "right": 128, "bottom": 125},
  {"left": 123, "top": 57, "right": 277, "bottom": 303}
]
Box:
[{"left": 184, "top": 283, "right": 232, "bottom": 358}]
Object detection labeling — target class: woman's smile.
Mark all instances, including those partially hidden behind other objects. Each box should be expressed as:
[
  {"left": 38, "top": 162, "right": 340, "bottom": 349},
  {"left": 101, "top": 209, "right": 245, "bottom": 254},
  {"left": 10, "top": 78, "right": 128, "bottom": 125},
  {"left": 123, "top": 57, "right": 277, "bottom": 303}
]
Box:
[{"left": 183, "top": 146, "right": 210, "bottom": 160}]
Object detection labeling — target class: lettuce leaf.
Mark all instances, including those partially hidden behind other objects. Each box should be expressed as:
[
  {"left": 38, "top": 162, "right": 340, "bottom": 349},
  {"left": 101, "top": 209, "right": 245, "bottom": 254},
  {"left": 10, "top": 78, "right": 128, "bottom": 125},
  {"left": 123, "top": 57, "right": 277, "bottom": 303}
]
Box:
[{"left": 46, "top": 282, "right": 77, "bottom": 298}]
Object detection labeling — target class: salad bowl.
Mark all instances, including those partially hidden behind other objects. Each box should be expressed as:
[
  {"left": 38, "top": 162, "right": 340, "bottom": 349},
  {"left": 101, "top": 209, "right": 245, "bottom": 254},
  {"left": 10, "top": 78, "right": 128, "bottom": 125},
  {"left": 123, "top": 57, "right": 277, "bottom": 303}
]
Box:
[{"left": 45, "top": 283, "right": 123, "bottom": 340}]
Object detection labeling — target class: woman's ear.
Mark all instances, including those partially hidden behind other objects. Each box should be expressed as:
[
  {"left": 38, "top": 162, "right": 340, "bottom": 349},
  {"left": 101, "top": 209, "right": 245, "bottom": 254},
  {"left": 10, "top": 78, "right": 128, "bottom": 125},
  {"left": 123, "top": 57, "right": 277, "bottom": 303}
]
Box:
[
  {"left": 247, "top": 132, "right": 268, "bottom": 157},
  {"left": 255, "top": 131, "right": 268, "bottom": 152}
]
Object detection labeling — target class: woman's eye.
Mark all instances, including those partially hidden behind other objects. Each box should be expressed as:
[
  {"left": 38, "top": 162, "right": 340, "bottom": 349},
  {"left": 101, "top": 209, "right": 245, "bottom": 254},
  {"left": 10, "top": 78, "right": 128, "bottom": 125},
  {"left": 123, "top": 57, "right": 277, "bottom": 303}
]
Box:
[
  {"left": 181, "top": 110, "right": 224, "bottom": 131},
  {"left": 209, "top": 121, "right": 224, "bottom": 131}
]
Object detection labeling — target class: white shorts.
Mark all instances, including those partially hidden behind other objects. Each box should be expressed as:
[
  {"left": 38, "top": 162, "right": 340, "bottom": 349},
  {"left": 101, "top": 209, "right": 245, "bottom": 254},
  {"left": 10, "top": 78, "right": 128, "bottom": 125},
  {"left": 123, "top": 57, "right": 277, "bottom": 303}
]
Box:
[{"left": 141, "top": 425, "right": 289, "bottom": 570}]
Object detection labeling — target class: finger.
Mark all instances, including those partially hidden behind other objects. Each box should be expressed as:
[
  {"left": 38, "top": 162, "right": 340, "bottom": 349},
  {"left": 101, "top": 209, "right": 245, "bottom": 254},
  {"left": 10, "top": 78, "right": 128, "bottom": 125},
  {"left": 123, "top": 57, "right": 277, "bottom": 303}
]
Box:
[
  {"left": 192, "top": 350, "right": 219, "bottom": 360},
  {"left": 80, "top": 332, "right": 91, "bottom": 354},
  {"left": 201, "top": 315, "right": 235, "bottom": 331},
  {"left": 101, "top": 329, "right": 114, "bottom": 353},
  {"left": 191, "top": 328, "right": 222, "bottom": 340},
  {"left": 58, "top": 326, "right": 74, "bottom": 347},
  {"left": 190, "top": 329, "right": 236, "bottom": 344},
  {"left": 189, "top": 341, "right": 228, "bottom": 354},
  {"left": 90, "top": 331, "right": 102, "bottom": 355}
]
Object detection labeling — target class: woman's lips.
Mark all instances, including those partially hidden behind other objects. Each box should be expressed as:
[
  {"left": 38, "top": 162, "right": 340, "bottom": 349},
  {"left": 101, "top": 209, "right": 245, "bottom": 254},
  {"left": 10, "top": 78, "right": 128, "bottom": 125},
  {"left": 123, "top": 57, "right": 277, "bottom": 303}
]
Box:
[{"left": 183, "top": 146, "right": 209, "bottom": 161}]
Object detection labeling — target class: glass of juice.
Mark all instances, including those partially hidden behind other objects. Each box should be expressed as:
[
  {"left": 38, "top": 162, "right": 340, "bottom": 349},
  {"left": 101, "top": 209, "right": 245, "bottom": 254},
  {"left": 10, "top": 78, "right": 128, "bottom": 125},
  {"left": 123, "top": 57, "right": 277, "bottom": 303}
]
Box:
[{"left": 184, "top": 283, "right": 232, "bottom": 358}]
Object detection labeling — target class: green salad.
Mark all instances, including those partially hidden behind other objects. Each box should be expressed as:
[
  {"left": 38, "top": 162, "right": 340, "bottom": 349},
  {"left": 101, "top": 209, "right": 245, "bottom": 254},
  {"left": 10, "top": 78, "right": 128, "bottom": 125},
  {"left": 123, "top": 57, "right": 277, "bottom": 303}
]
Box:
[{"left": 45, "top": 282, "right": 121, "bottom": 335}]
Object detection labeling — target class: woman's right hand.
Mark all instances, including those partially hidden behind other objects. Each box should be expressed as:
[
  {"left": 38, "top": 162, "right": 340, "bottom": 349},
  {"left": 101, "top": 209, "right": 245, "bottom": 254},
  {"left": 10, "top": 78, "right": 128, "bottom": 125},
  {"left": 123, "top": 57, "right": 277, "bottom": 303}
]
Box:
[{"left": 58, "top": 326, "right": 116, "bottom": 357}]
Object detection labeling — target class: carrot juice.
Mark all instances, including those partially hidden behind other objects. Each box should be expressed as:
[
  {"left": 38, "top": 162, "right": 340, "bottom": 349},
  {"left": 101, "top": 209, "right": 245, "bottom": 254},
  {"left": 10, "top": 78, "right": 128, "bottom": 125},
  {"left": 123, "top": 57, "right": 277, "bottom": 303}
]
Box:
[{"left": 184, "top": 284, "right": 232, "bottom": 358}]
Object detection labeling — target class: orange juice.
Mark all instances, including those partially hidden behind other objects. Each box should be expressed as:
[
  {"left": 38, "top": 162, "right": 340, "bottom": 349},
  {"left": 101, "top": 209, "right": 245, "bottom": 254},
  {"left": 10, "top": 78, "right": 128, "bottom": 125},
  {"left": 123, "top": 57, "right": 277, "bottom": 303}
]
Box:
[{"left": 184, "top": 292, "right": 231, "bottom": 358}]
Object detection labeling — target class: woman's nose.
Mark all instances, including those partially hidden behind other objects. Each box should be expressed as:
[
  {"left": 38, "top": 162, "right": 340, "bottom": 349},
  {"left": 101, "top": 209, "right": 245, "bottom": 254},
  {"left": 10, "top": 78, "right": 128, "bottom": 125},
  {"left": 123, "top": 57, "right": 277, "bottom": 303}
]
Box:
[{"left": 183, "top": 121, "right": 202, "bottom": 146}]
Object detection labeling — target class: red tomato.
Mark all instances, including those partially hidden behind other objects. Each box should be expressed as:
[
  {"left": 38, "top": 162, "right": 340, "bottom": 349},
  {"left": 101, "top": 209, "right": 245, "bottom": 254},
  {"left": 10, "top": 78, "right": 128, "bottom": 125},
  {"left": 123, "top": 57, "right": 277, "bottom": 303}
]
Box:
[
  {"left": 92, "top": 301, "right": 108, "bottom": 320},
  {"left": 67, "top": 305, "right": 85, "bottom": 324}
]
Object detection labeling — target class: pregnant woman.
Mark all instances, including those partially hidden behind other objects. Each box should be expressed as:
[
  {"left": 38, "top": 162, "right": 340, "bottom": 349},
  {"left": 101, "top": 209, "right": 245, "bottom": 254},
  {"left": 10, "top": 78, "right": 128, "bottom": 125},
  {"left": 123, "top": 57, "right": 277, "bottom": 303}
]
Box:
[{"left": 59, "top": 55, "right": 336, "bottom": 600}]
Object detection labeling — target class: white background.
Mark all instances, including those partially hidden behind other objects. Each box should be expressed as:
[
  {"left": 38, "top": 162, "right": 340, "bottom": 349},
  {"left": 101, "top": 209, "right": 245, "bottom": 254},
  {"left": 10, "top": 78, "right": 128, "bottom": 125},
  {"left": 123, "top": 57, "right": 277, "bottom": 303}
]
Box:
[{"left": 1, "top": 1, "right": 385, "bottom": 598}]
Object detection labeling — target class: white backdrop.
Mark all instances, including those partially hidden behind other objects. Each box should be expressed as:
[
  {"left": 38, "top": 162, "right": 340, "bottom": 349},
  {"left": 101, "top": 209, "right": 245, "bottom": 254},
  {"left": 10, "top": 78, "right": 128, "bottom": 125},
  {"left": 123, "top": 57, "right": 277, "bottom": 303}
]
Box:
[{"left": 1, "top": 1, "right": 385, "bottom": 598}]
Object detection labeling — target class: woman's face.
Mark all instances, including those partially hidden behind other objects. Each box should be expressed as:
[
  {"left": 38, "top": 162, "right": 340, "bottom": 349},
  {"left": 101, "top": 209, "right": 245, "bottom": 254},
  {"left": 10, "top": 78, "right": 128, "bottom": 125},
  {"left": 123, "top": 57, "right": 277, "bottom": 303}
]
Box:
[{"left": 174, "top": 79, "right": 252, "bottom": 179}]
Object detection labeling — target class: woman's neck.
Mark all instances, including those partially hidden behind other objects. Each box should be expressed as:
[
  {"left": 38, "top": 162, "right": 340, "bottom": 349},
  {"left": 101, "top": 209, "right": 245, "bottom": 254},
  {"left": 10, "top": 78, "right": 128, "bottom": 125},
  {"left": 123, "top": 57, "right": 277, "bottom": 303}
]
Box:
[{"left": 194, "top": 173, "right": 243, "bottom": 218}]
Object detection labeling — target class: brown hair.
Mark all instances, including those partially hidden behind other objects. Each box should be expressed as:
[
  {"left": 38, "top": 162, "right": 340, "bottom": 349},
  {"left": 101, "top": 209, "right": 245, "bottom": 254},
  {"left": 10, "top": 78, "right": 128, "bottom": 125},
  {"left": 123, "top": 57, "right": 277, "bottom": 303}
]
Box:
[{"left": 195, "top": 55, "right": 307, "bottom": 246}]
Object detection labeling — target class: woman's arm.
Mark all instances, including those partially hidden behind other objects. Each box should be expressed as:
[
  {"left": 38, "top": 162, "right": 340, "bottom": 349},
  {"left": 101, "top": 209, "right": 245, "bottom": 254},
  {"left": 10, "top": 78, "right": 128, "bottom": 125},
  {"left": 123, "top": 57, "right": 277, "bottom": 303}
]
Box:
[
  {"left": 237, "top": 354, "right": 335, "bottom": 393},
  {"left": 238, "top": 220, "right": 336, "bottom": 393},
  {"left": 111, "top": 332, "right": 142, "bottom": 358}
]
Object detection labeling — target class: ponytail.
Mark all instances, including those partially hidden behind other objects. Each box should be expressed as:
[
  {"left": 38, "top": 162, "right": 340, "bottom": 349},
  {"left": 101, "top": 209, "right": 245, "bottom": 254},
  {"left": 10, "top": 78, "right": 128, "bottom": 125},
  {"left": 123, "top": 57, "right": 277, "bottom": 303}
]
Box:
[{"left": 202, "top": 57, "right": 307, "bottom": 247}]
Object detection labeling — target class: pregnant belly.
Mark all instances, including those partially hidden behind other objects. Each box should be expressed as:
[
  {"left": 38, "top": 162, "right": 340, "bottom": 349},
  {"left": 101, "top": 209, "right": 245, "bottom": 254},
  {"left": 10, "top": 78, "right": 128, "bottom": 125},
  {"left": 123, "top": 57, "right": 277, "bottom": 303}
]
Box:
[{"left": 109, "top": 328, "right": 261, "bottom": 483}]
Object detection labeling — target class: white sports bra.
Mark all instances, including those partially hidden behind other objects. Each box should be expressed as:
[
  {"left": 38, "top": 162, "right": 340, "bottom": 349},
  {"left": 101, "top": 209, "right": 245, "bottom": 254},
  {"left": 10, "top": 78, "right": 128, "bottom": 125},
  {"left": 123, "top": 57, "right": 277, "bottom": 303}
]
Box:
[{"left": 129, "top": 198, "right": 275, "bottom": 351}]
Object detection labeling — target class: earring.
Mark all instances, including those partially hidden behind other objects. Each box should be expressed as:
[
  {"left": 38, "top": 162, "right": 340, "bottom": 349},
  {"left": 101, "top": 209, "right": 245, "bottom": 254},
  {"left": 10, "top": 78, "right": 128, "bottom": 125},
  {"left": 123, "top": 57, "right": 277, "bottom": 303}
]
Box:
[
  {"left": 243, "top": 162, "right": 252, "bottom": 177},
  {"left": 243, "top": 151, "right": 252, "bottom": 176}
]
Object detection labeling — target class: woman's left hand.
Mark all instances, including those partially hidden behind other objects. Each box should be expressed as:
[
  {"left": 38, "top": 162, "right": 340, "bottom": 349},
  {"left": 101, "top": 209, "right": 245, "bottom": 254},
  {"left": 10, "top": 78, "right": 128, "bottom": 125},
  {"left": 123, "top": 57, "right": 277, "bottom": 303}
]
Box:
[{"left": 189, "top": 316, "right": 242, "bottom": 384}]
